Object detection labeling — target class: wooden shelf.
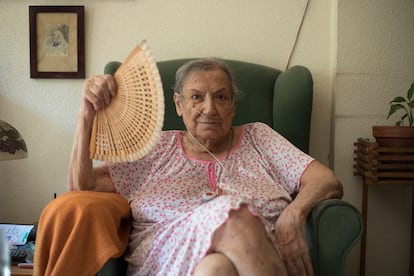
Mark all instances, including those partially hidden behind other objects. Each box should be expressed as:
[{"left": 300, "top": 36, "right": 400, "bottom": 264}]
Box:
[
  {"left": 354, "top": 138, "right": 414, "bottom": 184},
  {"left": 11, "top": 265, "right": 33, "bottom": 276},
  {"left": 354, "top": 138, "right": 414, "bottom": 276}
]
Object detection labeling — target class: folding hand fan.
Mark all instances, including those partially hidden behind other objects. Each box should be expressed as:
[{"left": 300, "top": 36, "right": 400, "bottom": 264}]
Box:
[{"left": 89, "top": 41, "right": 164, "bottom": 163}]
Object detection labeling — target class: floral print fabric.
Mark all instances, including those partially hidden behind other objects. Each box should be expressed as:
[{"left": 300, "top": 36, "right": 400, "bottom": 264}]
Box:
[{"left": 108, "top": 122, "right": 314, "bottom": 275}]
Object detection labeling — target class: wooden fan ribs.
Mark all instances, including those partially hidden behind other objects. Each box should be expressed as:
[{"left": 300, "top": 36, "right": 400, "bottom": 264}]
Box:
[{"left": 90, "top": 41, "right": 164, "bottom": 162}]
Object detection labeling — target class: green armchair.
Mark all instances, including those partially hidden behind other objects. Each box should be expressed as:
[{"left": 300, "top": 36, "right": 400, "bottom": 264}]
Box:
[{"left": 98, "top": 59, "right": 363, "bottom": 276}]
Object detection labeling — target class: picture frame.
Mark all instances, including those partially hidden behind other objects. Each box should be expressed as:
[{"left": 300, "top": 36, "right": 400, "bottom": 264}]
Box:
[{"left": 29, "top": 6, "right": 85, "bottom": 79}]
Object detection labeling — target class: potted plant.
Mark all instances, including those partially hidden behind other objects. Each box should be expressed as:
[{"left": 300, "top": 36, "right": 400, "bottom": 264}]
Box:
[{"left": 373, "top": 81, "right": 414, "bottom": 147}]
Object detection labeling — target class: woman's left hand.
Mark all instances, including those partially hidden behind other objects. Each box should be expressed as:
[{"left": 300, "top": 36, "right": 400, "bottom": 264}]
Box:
[{"left": 275, "top": 207, "right": 314, "bottom": 276}]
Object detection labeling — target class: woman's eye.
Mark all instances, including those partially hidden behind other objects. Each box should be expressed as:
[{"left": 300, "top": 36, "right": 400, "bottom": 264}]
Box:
[
  {"left": 191, "top": 94, "right": 202, "bottom": 101},
  {"left": 216, "top": 94, "right": 229, "bottom": 101}
]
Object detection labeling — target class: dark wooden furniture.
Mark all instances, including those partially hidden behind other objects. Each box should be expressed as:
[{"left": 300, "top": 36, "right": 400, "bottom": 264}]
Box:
[
  {"left": 354, "top": 138, "right": 414, "bottom": 276},
  {"left": 11, "top": 265, "right": 33, "bottom": 276}
]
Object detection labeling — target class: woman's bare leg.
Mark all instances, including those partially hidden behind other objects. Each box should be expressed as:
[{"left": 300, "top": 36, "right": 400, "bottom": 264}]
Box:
[
  {"left": 193, "top": 253, "right": 238, "bottom": 276},
  {"left": 210, "top": 205, "right": 287, "bottom": 276}
]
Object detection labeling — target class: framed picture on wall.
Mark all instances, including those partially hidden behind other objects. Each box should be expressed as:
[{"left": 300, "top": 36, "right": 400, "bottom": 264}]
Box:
[{"left": 29, "top": 6, "right": 85, "bottom": 79}]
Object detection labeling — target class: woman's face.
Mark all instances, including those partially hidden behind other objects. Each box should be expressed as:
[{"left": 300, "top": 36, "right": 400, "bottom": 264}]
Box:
[{"left": 174, "top": 69, "right": 235, "bottom": 140}]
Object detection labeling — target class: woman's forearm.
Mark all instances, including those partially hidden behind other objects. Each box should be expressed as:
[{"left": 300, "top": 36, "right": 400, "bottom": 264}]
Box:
[
  {"left": 67, "top": 112, "right": 95, "bottom": 191},
  {"left": 274, "top": 161, "right": 342, "bottom": 276},
  {"left": 287, "top": 160, "right": 343, "bottom": 220},
  {"left": 67, "top": 75, "right": 117, "bottom": 191}
]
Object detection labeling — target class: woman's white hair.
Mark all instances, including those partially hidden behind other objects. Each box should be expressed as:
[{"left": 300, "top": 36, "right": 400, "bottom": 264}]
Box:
[{"left": 174, "top": 58, "right": 240, "bottom": 101}]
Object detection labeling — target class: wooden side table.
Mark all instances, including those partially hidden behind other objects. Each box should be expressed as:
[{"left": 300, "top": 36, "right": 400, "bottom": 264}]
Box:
[
  {"left": 10, "top": 265, "right": 33, "bottom": 276},
  {"left": 354, "top": 138, "right": 414, "bottom": 276}
]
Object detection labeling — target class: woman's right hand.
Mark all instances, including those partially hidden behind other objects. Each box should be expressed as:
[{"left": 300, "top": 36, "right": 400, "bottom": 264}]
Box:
[{"left": 80, "top": 74, "right": 117, "bottom": 121}]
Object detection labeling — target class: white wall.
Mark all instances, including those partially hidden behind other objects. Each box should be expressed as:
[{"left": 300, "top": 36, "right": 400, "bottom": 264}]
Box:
[{"left": 335, "top": 0, "right": 414, "bottom": 275}]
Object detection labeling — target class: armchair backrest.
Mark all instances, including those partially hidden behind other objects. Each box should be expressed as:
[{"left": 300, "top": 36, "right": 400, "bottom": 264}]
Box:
[{"left": 104, "top": 59, "right": 313, "bottom": 153}]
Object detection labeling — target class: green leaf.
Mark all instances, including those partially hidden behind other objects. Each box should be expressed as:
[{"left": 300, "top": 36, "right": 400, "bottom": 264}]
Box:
[
  {"left": 408, "top": 99, "right": 414, "bottom": 108},
  {"left": 389, "top": 96, "right": 406, "bottom": 104},
  {"left": 408, "top": 82, "right": 414, "bottom": 100},
  {"left": 396, "top": 120, "right": 402, "bottom": 126},
  {"left": 387, "top": 103, "right": 405, "bottom": 118}
]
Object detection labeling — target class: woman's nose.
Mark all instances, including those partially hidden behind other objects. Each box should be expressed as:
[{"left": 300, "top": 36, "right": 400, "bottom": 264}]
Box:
[{"left": 201, "top": 96, "right": 217, "bottom": 114}]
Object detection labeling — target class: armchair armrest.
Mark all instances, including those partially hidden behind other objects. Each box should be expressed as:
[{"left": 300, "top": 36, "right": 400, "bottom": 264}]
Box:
[
  {"left": 96, "top": 257, "right": 127, "bottom": 276},
  {"left": 306, "top": 199, "right": 363, "bottom": 276}
]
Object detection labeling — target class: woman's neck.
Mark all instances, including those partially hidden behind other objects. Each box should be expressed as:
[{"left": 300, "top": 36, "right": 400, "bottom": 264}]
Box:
[{"left": 183, "top": 128, "right": 233, "bottom": 159}]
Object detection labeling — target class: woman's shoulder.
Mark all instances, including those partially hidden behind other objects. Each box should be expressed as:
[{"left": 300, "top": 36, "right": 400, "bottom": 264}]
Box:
[
  {"left": 159, "top": 129, "right": 181, "bottom": 141},
  {"left": 153, "top": 130, "right": 181, "bottom": 150},
  {"left": 239, "top": 122, "right": 287, "bottom": 146},
  {"left": 133, "top": 130, "right": 181, "bottom": 161},
  {"left": 242, "top": 122, "right": 275, "bottom": 136}
]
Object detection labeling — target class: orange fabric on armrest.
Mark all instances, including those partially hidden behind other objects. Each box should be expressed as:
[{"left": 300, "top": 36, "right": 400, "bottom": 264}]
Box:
[{"left": 33, "top": 191, "right": 131, "bottom": 276}]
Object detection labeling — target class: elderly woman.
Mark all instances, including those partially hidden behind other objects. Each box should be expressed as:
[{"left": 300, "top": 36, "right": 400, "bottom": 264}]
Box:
[{"left": 35, "top": 58, "right": 342, "bottom": 276}]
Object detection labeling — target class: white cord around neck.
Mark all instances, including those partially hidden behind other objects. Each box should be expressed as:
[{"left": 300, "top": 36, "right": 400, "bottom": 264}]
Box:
[{"left": 184, "top": 128, "right": 233, "bottom": 170}]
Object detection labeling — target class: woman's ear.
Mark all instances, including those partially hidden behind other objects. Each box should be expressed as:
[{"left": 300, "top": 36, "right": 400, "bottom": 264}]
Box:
[{"left": 173, "top": 93, "right": 183, "bottom": 117}]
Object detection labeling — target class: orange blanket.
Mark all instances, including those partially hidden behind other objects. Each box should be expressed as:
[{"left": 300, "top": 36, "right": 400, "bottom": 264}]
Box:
[{"left": 33, "top": 191, "right": 131, "bottom": 276}]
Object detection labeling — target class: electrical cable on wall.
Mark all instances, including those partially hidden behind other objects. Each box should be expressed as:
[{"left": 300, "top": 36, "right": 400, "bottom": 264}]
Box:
[{"left": 285, "top": 0, "right": 310, "bottom": 70}]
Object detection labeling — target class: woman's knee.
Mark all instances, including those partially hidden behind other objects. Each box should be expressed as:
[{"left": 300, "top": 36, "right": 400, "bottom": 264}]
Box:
[
  {"left": 217, "top": 205, "right": 267, "bottom": 244},
  {"left": 210, "top": 205, "right": 287, "bottom": 275},
  {"left": 193, "top": 253, "right": 238, "bottom": 276}
]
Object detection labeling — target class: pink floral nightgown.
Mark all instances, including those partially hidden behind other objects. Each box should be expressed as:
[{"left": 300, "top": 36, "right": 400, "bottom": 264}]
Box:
[{"left": 108, "top": 122, "right": 314, "bottom": 275}]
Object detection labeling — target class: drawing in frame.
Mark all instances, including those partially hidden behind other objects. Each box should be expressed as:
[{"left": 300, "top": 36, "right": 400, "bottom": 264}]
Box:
[{"left": 29, "top": 6, "right": 85, "bottom": 79}]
